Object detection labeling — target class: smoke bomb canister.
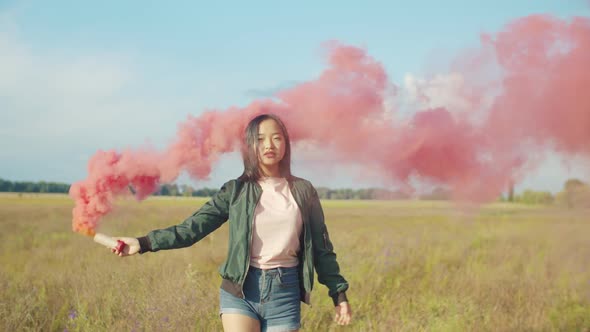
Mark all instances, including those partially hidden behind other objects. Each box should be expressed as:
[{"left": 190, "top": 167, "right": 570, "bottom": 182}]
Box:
[{"left": 93, "top": 233, "right": 127, "bottom": 252}]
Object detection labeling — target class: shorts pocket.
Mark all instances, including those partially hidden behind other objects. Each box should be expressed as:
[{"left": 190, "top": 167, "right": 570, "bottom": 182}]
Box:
[{"left": 278, "top": 270, "right": 299, "bottom": 289}]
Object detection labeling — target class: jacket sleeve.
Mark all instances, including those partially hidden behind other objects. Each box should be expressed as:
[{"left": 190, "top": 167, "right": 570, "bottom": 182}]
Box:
[
  {"left": 141, "top": 180, "right": 232, "bottom": 252},
  {"left": 309, "top": 186, "right": 349, "bottom": 306}
]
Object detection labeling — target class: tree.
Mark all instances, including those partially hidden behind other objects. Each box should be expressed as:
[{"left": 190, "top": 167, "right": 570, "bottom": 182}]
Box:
[
  {"left": 557, "top": 178, "right": 590, "bottom": 208},
  {"left": 420, "top": 187, "right": 451, "bottom": 200},
  {"left": 315, "top": 187, "right": 330, "bottom": 199},
  {"left": 515, "top": 190, "right": 554, "bottom": 205},
  {"left": 507, "top": 180, "right": 515, "bottom": 202},
  {"left": 0, "top": 178, "right": 69, "bottom": 193},
  {"left": 181, "top": 184, "right": 194, "bottom": 197},
  {"left": 158, "top": 185, "right": 170, "bottom": 196},
  {"left": 193, "top": 188, "right": 218, "bottom": 197},
  {"left": 0, "top": 179, "right": 13, "bottom": 192}
]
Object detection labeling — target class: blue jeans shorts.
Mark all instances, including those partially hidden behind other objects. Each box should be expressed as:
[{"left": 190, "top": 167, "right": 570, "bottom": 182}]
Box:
[{"left": 219, "top": 266, "right": 301, "bottom": 332}]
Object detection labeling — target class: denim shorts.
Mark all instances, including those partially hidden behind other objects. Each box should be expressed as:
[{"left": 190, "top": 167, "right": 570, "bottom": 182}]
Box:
[{"left": 219, "top": 266, "right": 301, "bottom": 332}]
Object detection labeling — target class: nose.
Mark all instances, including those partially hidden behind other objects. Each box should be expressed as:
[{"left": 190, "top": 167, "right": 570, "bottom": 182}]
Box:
[{"left": 264, "top": 138, "right": 274, "bottom": 150}]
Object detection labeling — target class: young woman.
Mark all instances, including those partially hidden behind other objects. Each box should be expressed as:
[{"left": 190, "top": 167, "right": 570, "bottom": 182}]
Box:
[{"left": 112, "top": 114, "right": 352, "bottom": 332}]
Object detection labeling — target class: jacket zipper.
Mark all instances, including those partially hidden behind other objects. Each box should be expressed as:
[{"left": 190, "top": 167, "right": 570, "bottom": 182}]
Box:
[
  {"left": 289, "top": 184, "right": 312, "bottom": 306},
  {"left": 241, "top": 186, "right": 262, "bottom": 298}
]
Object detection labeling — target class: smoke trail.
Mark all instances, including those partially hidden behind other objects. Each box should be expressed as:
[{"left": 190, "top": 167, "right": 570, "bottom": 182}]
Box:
[{"left": 70, "top": 15, "right": 590, "bottom": 235}]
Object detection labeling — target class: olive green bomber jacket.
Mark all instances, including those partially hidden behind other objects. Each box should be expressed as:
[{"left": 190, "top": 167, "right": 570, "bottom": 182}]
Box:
[{"left": 137, "top": 176, "right": 349, "bottom": 306}]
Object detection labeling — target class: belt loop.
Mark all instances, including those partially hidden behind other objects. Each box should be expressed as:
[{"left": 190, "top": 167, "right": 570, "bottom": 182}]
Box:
[{"left": 277, "top": 267, "right": 283, "bottom": 278}]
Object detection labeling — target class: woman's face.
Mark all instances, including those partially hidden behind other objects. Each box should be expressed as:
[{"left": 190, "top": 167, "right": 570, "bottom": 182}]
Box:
[{"left": 257, "top": 119, "right": 286, "bottom": 172}]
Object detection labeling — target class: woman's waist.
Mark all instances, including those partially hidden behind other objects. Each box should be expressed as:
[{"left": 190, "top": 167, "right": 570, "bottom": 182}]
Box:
[{"left": 248, "top": 265, "right": 298, "bottom": 277}]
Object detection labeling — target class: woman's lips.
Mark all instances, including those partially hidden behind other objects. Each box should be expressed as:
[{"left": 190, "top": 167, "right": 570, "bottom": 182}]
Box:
[{"left": 264, "top": 152, "right": 276, "bottom": 158}]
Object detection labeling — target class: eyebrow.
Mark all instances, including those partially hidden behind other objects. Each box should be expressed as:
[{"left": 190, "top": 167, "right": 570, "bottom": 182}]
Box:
[{"left": 258, "top": 132, "right": 282, "bottom": 136}]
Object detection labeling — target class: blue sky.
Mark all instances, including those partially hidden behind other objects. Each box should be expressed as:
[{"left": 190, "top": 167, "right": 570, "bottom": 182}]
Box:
[{"left": 1, "top": 1, "right": 589, "bottom": 193}]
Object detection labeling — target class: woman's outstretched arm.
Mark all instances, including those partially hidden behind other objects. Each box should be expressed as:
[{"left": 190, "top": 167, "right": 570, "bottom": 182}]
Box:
[{"left": 111, "top": 180, "right": 234, "bottom": 256}]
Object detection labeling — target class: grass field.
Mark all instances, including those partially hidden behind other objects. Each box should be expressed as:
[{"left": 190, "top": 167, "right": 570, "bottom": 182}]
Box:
[{"left": 1, "top": 193, "right": 589, "bottom": 331}]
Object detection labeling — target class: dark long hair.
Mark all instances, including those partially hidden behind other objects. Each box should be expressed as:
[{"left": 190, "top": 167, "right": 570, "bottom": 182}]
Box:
[{"left": 238, "top": 114, "right": 292, "bottom": 182}]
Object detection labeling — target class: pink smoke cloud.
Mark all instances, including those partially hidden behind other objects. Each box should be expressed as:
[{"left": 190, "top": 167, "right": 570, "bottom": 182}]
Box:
[{"left": 70, "top": 15, "right": 590, "bottom": 236}]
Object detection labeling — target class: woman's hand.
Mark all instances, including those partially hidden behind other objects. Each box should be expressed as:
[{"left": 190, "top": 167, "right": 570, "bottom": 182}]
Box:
[
  {"left": 334, "top": 301, "right": 352, "bottom": 326},
  {"left": 110, "top": 237, "right": 140, "bottom": 257}
]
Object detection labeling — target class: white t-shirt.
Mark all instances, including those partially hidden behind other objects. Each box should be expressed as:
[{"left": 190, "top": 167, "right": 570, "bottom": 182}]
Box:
[{"left": 249, "top": 177, "right": 303, "bottom": 269}]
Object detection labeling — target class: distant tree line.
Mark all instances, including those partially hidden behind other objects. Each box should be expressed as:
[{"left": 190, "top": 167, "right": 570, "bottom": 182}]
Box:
[
  {"left": 158, "top": 185, "right": 451, "bottom": 200},
  {"left": 501, "top": 178, "right": 590, "bottom": 208},
  {"left": 152, "top": 184, "right": 219, "bottom": 197},
  {"left": 154, "top": 178, "right": 590, "bottom": 206},
  {"left": 0, "top": 178, "right": 70, "bottom": 193},
  {"left": 0, "top": 179, "right": 415, "bottom": 199},
  {"left": 554, "top": 179, "right": 590, "bottom": 208},
  {"left": 2, "top": 177, "right": 589, "bottom": 206},
  {"left": 0, "top": 179, "right": 220, "bottom": 197},
  {"left": 315, "top": 187, "right": 412, "bottom": 200}
]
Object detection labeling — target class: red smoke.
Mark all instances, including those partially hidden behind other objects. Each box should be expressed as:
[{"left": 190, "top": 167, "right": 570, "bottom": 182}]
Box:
[{"left": 70, "top": 14, "right": 590, "bottom": 236}]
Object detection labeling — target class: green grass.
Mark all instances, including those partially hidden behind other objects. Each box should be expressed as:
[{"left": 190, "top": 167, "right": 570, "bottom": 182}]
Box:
[{"left": 1, "top": 194, "right": 589, "bottom": 331}]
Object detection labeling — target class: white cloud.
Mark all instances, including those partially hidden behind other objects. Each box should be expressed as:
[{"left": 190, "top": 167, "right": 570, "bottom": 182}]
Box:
[
  {"left": 0, "top": 17, "right": 188, "bottom": 182},
  {"left": 0, "top": 9, "right": 585, "bottom": 192},
  {"left": 402, "top": 72, "right": 474, "bottom": 113},
  {"left": 0, "top": 13, "right": 199, "bottom": 145},
  {"left": 518, "top": 152, "right": 590, "bottom": 193},
  {"left": 0, "top": 29, "right": 135, "bottom": 132}
]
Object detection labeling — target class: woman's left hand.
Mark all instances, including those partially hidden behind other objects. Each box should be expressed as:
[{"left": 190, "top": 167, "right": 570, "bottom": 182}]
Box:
[{"left": 334, "top": 301, "right": 352, "bottom": 325}]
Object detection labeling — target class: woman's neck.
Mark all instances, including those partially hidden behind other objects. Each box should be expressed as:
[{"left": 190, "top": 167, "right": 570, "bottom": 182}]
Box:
[{"left": 260, "top": 164, "right": 280, "bottom": 178}]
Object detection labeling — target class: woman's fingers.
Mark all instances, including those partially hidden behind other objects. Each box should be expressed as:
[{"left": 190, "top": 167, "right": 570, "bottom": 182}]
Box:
[
  {"left": 334, "top": 302, "right": 352, "bottom": 325},
  {"left": 107, "top": 237, "right": 131, "bottom": 256},
  {"left": 341, "top": 312, "right": 351, "bottom": 325},
  {"left": 337, "top": 312, "right": 348, "bottom": 325},
  {"left": 110, "top": 245, "right": 125, "bottom": 256}
]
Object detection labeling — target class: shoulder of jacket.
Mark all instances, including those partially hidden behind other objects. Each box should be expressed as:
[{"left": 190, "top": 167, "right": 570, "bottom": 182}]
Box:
[
  {"left": 222, "top": 178, "right": 259, "bottom": 193},
  {"left": 223, "top": 178, "right": 238, "bottom": 186},
  {"left": 221, "top": 178, "right": 248, "bottom": 190},
  {"left": 290, "top": 175, "right": 316, "bottom": 192}
]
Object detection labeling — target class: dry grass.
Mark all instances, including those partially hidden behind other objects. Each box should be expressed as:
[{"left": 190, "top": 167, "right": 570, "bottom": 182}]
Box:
[{"left": 0, "top": 194, "right": 589, "bottom": 331}]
